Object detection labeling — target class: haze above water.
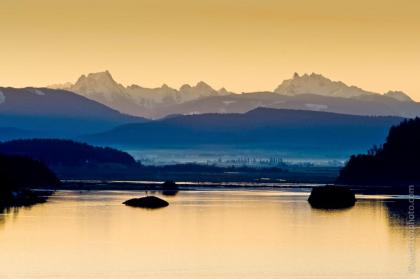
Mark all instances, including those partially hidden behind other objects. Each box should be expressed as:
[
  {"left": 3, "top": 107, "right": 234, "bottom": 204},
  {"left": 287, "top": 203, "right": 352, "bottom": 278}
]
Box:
[
  {"left": 126, "top": 147, "right": 350, "bottom": 166},
  {"left": 0, "top": 190, "right": 418, "bottom": 279}
]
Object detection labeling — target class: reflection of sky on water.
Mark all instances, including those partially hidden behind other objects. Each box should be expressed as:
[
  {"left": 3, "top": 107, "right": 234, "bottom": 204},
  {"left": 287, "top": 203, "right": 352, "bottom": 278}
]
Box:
[{"left": 0, "top": 190, "right": 418, "bottom": 278}]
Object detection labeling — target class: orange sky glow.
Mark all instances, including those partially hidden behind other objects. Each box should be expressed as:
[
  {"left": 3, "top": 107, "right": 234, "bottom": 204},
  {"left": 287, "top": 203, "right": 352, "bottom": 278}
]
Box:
[{"left": 0, "top": 0, "right": 419, "bottom": 99}]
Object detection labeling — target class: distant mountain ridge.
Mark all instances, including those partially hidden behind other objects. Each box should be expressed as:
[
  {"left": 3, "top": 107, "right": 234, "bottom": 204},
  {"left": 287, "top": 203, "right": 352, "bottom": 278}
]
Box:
[
  {"left": 155, "top": 92, "right": 420, "bottom": 119},
  {"left": 0, "top": 87, "right": 146, "bottom": 139},
  {"left": 51, "top": 71, "right": 416, "bottom": 118},
  {"left": 85, "top": 107, "right": 404, "bottom": 160},
  {"left": 0, "top": 139, "right": 136, "bottom": 166}
]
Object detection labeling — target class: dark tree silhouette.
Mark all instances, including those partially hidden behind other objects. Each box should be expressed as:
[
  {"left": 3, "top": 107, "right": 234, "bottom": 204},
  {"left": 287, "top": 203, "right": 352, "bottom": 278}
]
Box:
[
  {"left": 0, "top": 139, "right": 136, "bottom": 166},
  {"left": 0, "top": 154, "right": 59, "bottom": 190},
  {"left": 337, "top": 118, "right": 420, "bottom": 186},
  {"left": 0, "top": 154, "right": 60, "bottom": 207}
]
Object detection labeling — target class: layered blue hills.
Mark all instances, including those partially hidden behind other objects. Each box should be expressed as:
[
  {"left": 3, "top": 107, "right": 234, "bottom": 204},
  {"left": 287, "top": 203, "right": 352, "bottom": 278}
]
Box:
[
  {"left": 85, "top": 107, "right": 404, "bottom": 156},
  {"left": 0, "top": 87, "right": 146, "bottom": 139}
]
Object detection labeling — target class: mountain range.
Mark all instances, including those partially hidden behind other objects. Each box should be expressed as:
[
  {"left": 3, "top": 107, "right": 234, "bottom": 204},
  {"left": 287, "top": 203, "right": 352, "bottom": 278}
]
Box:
[
  {"left": 53, "top": 71, "right": 231, "bottom": 117},
  {"left": 50, "top": 71, "right": 416, "bottom": 118},
  {"left": 0, "top": 81, "right": 409, "bottom": 161}
]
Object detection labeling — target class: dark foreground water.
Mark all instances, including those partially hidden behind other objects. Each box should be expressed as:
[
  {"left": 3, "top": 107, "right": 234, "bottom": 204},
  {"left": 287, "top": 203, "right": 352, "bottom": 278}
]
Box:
[{"left": 0, "top": 190, "right": 418, "bottom": 278}]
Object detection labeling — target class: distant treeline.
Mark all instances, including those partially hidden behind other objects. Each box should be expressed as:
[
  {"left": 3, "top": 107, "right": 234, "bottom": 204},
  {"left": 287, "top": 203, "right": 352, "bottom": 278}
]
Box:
[
  {"left": 144, "top": 163, "right": 285, "bottom": 173},
  {"left": 337, "top": 118, "right": 420, "bottom": 186},
  {"left": 0, "top": 139, "right": 339, "bottom": 183},
  {"left": 0, "top": 139, "right": 286, "bottom": 174},
  {"left": 0, "top": 139, "right": 136, "bottom": 166}
]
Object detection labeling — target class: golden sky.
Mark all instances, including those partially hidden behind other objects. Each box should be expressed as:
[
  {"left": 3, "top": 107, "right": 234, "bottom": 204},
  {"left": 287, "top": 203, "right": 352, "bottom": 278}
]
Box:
[{"left": 0, "top": 0, "right": 419, "bottom": 99}]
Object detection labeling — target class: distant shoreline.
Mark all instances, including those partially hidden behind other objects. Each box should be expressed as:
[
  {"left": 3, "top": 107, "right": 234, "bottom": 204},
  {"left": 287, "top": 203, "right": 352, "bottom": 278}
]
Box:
[
  {"left": 35, "top": 180, "right": 417, "bottom": 196},
  {"left": 56, "top": 180, "right": 319, "bottom": 191}
]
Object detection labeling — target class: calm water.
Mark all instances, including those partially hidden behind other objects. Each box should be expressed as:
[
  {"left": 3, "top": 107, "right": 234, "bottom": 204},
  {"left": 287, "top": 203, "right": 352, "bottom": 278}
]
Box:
[{"left": 0, "top": 190, "right": 418, "bottom": 279}]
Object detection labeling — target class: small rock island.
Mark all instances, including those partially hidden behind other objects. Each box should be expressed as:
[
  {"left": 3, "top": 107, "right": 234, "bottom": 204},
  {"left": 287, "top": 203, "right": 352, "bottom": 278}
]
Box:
[
  {"left": 123, "top": 196, "right": 169, "bottom": 209},
  {"left": 308, "top": 185, "right": 356, "bottom": 209},
  {"left": 161, "top": 180, "right": 179, "bottom": 196}
]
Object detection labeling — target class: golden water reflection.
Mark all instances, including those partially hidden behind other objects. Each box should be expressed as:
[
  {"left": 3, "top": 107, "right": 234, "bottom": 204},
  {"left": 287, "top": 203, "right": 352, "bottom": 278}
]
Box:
[{"left": 0, "top": 190, "right": 418, "bottom": 279}]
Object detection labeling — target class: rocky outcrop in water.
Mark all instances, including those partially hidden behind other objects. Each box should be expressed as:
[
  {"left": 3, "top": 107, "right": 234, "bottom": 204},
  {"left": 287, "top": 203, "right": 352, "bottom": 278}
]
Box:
[
  {"left": 123, "top": 196, "right": 169, "bottom": 209},
  {"left": 308, "top": 185, "right": 356, "bottom": 209},
  {"left": 161, "top": 181, "right": 179, "bottom": 196}
]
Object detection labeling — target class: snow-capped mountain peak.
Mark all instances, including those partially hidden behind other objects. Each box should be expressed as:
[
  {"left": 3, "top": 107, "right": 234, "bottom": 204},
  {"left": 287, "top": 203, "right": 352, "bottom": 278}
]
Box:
[
  {"left": 384, "top": 91, "right": 413, "bottom": 102},
  {"left": 160, "top": 84, "right": 172, "bottom": 90},
  {"left": 50, "top": 71, "right": 233, "bottom": 116},
  {"left": 70, "top": 70, "right": 127, "bottom": 103},
  {"left": 179, "top": 82, "right": 218, "bottom": 97},
  {"left": 274, "top": 72, "right": 375, "bottom": 98},
  {"left": 196, "top": 81, "right": 213, "bottom": 91}
]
